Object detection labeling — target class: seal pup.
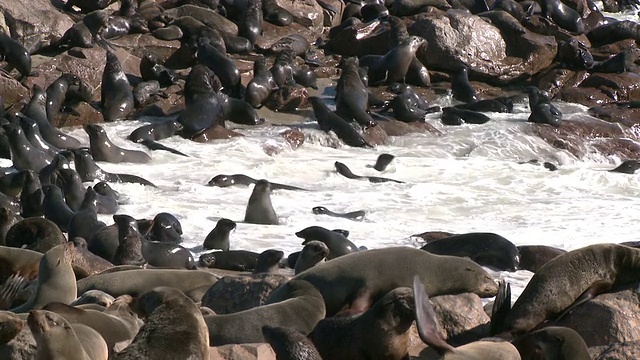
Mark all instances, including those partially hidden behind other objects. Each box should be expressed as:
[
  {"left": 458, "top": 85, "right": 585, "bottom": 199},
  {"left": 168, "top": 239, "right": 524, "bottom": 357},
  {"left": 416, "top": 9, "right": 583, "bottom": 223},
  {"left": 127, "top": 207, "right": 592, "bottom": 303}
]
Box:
[
  {"left": 309, "top": 96, "right": 371, "bottom": 148},
  {"left": 335, "top": 161, "right": 404, "bottom": 183},
  {"left": 512, "top": 326, "right": 590, "bottom": 360},
  {"left": 115, "top": 287, "right": 209, "bottom": 359},
  {"left": 295, "top": 225, "right": 359, "bottom": 259},
  {"left": 294, "top": 240, "right": 329, "bottom": 274},
  {"left": 11, "top": 243, "right": 76, "bottom": 313},
  {"left": 207, "top": 173, "right": 307, "bottom": 191},
  {"left": 369, "top": 153, "right": 395, "bottom": 171},
  {"left": 609, "top": 159, "right": 640, "bottom": 174},
  {"left": 266, "top": 247, "right": 498, "bottom": 316},
  {"left": 0, "top": 32, "right": 31, "bottom": 80},
  {"left": 312, "top": 206, "right": 366, "bottom": 221},
  {"left": 112, "top": 214, "right": 147, "bottom": 266},
  {"left": 101, "top": 51, "right": 134, "bottom": 122},
  {"left": 244, "top": 179, "right": 279, "bottom": 225},
  {"left": 310, "top": 286, "right": 417, "bottom": 360},
  {"left": 198, "top": 250, "right": 259, "bottom": 271},
  {"left": 413, "top": 276, "right": 521, "bottom": 360},
  {"left": 451, "top": 65, "right": 478, "bottom": 103},
  {"left": 28, "top": 310, "right": 108, "bottom": 360},
  {"left": 84, "top": 124, "right": 152, "bottom": 164},
  {"left": 262, "top": 325, "right": 322, "bottom": 360},
  {"left": 335, "top": 57, "right": 377, "bottom": 128},
  {"left": 203, "top": 218, "right": 236, "bottom": 251},
  {"left": 245, "top": 57, "right": 279, "bottom": 108},
  {"left": 205, "top": 279, "right": 325, "bottom": 345},
  {"left": 420, "top": 232, "right": 520, "bottom": 271},
  {"left": 254, "top": 249, "right": 284, "bottom": 273},
  {"left": 503, "top": 243, "right": 640, "bottom": 335},
  {"left": 360, "top": 36, "right": 427, "bottom": 85}
]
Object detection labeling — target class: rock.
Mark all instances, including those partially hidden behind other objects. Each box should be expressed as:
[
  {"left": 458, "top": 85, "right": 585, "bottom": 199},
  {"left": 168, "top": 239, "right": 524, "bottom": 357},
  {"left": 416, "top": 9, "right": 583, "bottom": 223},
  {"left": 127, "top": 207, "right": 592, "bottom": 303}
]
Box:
[
  {"left": 409, "top": 10, "right": 557, "bottom": 83},
  {"left": 592, "top": 138, "right": 640, "bottom": 159},
  {"left": 163, "top": 5, "right": 238, "bottom": 35},
  {"left": 51, "top": 101, "right": 103, "bottom": 128},
  {"left": 0, "top": 0, "right": 74, "bottom": 53},
  {"left": 191, "top": 125, "right": 244, "bottom": 142},
  {"left": 588, "top": 103, "right": 640, "bottom": 128},
  {"left": 274, "top": 0, "right": 324, "bottom": 35},
  {"left": 561, "top": 86, "right": 614, "bottom": 107},
  {"left": 590, "top": 341, "right": 640, "bottom": 360},
  {"left": 363, "top": 124, "right": 388, "bottom": 146},
  {"left": 323, "top": 19, "right": 390, "bottom": 57},
  {"left": 200, "top": 274, "right": 290, "bottom": 314},
  {"left": 0, "top": 326, "right": 36, "bottom": 360},
  {"left": 579, "top": 72, "right": 640, "bottom": 102},
  {"left": 264, "top": 83, "right": 309, "bottom": 112},
  {"left": 209, "top": 343, "right": 275, "bottom": 360},
  {"left": 554, "top": 282, "right": 640, "bottom": 347},
  {"left": 0, "top": 73, "right": 29, "bottom": 110},
  {"left": 319, "top": 0, "right": 345, "bottom": 27},
  {"left": 536, "top": 67, "right": 590, "bottom": 99},
  {"left": 430, "top": 293, "right": 490, "bottom": 345},
  {"left": 262, "top": 129, "right": 305, "bottom": 155},
  {"left": 255, "top": 22, "right": 318, "bottom": 53},
  {"left": 376, "top": 119, "right": 442, "bottom": 136},
  {"left": 280, "top": 128, "right": 304, "bottom": 149},
  {"left": 108, "top": 34, "right": 182, "bottom": 63}
]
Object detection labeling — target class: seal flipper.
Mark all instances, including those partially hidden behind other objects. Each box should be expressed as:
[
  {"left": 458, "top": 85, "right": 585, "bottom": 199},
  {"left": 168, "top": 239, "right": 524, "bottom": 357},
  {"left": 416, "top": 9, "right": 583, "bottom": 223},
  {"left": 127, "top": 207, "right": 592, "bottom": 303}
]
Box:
[
  {"left": 139, "top": 139, "right": 188, "bottom": 157},
  {"left": 413, "top": 274, "right": 456, "bottom": 354},
  {"left": 0, "top": 274, "right": 26, "bottom": 310},
  {"left": 334, "top": 161, "right": 361, "bottom": 180},
  {"left": 553, "top": 280, "right": 613, "bottom": 323},
  {"left": 336, "top": 289, "right": 373, "bottom": 316},
  {"left": 490, "top": 279, "right": 511, "bottom": 336},
  {"left": 113, "top": 173, "right": 157, "bottom": 187}
]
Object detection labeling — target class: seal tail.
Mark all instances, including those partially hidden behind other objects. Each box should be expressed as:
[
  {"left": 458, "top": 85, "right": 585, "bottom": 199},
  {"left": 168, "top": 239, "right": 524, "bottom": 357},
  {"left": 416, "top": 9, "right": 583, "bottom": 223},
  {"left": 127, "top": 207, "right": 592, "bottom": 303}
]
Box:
[
  {"left": 413, "top": 274, "right": 456, "bottom": 354},
  {"left": 139, "top": 139, "right": 188, "bottom": 157},
  {"left": 0, "top": 274, "right": 26, "bottom": 310},
  {"left": 490, "top": 279, "right": 511, "bottom": 336}
]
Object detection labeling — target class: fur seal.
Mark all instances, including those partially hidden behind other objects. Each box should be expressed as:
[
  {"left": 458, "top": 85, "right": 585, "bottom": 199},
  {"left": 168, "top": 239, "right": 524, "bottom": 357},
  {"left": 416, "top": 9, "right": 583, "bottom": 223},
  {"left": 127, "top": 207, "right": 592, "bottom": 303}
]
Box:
[
  {"left": 262, "top": 0, "right": 294, "bottom": 25},
  {"left": 512, "top": 326, "right": 591, "bottom": 359},
  {"left": 4, "top": 123, "right": 51, "bottom": 172},
  {"left": 145, "top": 212, "right": 183, "bottom": 243},
  {"left": 380, "top": 86, "right": 439, "bottom": 122},
  {"left": 441, "top": 106, "right": 491, "bottom": 125},
  {"left": 266, "top": 247, "right": 498, "bottom": 316},
  {"left": 294, "top": 240, "right": 329, "bottom": 275},
  {"left": 262, "top": 325, "right": 322, "bottom": 360},
  {"left": 197, "top": 37, "right": 242, "bottom": 97},
  {"left": 112, "top": 214, "right": 147, "bottom": 266},
  {"left": 143, "top": 240, "right": 196, "bottom": 269},
  {"left": 177, "top": 64, "right": 224, "bottom": 139},
  {"left": 18, "top": 169, "right": 43, "bottom": 218},
  {"left": 517, "top": 245, "right": 566, "bottom": 273},
  {"left": 219, "top": 92, "right": 265, "bottom": 126},
  {"left": 70, "top": 148, "right": 156, "bottom": 187},
  {"left": 0, "top": 32, "right": 31, "bottom": 80},
  {"left": 139, "top": 54, "right": 178, "bottom": 87},
  {"left": 128, "top": 120, "right": 187, "bottom": 157},
  {"left": 370, "top": 153, "right": 395, "bottom": 171},
  {"left": 609, "top": 159, "right": 640, "bottom": 174},
  {"left": 205, "top": 279, "right": 325, "bottom": 345},
  {"left": 503, "top": 243, "right": 640, "bottom": 335},
  {"left": 84, "top": 124, "right": 151, "bottom": 164},
  {"left": 19, "top": 117, "right": 59, "bottom": 158},
  {"left": 360, "top": 36, "right": 427, "bottom": 86},
  {"left": 71, "top": 290, "right": 115, "bottom": 307},
  {"left": 207, "top": 173, "right": 307, "bottom": 191},
  {"left": 11, "top": 243, "right": 76, "bottom": 313},
  {"left": 45, "top": 73, "right": 80, "bottom": 123},
  {"left": 67, "top": 187, "right": 107, "bottom": 243},
  {"left": 116, "top": 287, "right": 209, "bottom": 359},
  {"left": 198, "top": 250, "right": 259, "bottom": 271},
  {"left": 335, "top": 57, "right": 377, "bottom": 128},
  {"left": 309, "top": 96, "right": 371, "bottom": 148},
  {"left": 540, "top": 0, "right": 584, "bottom": 34},
  {"left": 529, "top": 103, "right": 562, "bottom": 127},
  {"left": 310, "top": 286, "right": 416, "bottom": 360},
  {"left": 244, "top": 179, "right": 279, "bottom": 225},
  {"left": 50, "top": 168, "right": 85, "bottom": 212},
  {"left": 27, "top": 309, "right": 108, "bottom": 360},
  {"left": 76, "top": 269, "right": 218, "bottom": 297},
  {"left": 0, "top": 311, "right": 25, "bottom": 344},
  {"left": 101, "top": 51, "right": 134, "bottom": 122},
  {"left": 335, "top": 161, "right": 404, "bottom": 183},
  {"left": 312, "top": 206, "right": 366, "bottom": 220},
  {"left": 254, "top": 249, "right": 284, "bottom": 273},
  {"left": 203, "top": 218, "right": 236, "bottom": 251},
  {"left": 421, "top": 232, "right": 520, "bottom": 271},
  {"left": 132, "top": 80, "right": 165, "bottom": 107},
  {"left": 0, "top": 207, "right": 20, "bottom": 245},
  {"left": 450, "top": 65, "right": 478, "bottom": 103},
  {"left": 240, "top": 0, "right": 263, "bottom": 45},
  {"left": 41, "top": 184, "right": 75, "bottom": 233},
  {"left": 5, "top": 217, "right": 65, "bottom": 253},
  {"left": 295, "top": 226, "right": 359, "bottom": 259},
  {"left": 245, "top": 57, "right": 278, "bottom": 108},
  {"left": 0, "top": 246, "right": 41, "bottom": 281}
]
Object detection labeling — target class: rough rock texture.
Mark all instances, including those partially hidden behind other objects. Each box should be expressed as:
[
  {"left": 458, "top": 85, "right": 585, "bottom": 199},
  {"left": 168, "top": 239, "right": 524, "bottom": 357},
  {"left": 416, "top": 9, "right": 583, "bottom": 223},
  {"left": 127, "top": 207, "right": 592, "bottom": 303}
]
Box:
[
  {"left": 275, "top": 0, "right": 324, "bottom": 35},
  {"left": 163, "top": 5, "right": 238, "bottom": 35},
  {"left": 209, "top": 343, "right": 275, "bottom": 360},
  {"left": 589, "top": 104, "right": 640, "bottom": 128},
  {"left": 363, "top": 123, "right": 389, "bottom": 146},
  {"left": 579, "top": 72, "right": 640, "bottom": 103},
  {"left": 555, "top": 282, "right": 640, "bottom": 347},
  {"left": 410, "top": 10, "right": 557, "bottom": 83},
  {"left": 52, "top": 102, "right": 104, "bottom": 128},
  {"left": 256, "top": 22, "right": 319, "bottom": 53},
  {"left": 377, "top": 120, "right": 442, "bottom": 136},
  {"left": 200, "top": 274, "right": 290, "bottom": 314},
  {"left": 0, "top": 0, "right": 74, "bottom": 53},
  {"left": 109, "top": 34, "right": 182, "bottom": 63},
  {"left": 0, "top": 327, "right": 36, "bottom": 360},
  {"left": 590, "top": 341, "right": 640, "bottom": 360},
  {"left": 0, "top": 73, "right": 29, "bottom": 110},
  {"left": 431, "top": 293, "right": 490, "bottom": 342}
]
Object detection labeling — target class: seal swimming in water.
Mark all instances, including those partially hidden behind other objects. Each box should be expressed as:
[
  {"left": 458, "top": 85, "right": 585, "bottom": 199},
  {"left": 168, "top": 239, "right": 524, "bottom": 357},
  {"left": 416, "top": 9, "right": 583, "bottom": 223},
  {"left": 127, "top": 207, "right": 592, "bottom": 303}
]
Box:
[
  {"left": 101, "top": 51, "right": 134, "bottom": 122},
  {"left": 244, "top": 179, "right": 279, "bottom": 225},
  {"left": 369, "top": 153, "right": 395, "bottom": 171},
  {"left": 503, "top": 243, "right": 640, "bottom": 335},
  {"left": 84, "top": 124, "right": 152, "bottom": 164},
  {"left": 312, "top": 206, "right": 366, "bottom": 221},
  {"left": 266, "top": 247, "right": 498, "bottom": 316},
  {"left": 207, "top": 173, "right": 307, "bottom": 191},
  {"left": 335, "top": 161, "right": 404, "bottom": 183}
]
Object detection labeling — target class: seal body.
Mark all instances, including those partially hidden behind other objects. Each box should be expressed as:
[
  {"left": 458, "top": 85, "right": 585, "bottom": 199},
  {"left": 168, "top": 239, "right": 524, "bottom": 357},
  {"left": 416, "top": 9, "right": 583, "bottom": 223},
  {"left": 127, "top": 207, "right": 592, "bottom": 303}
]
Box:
[
  {"left": 244, "top": 179, "right": 279, "bottom": 225},
  {"left": 101, "top": 51, "right": 134, "bottom": 122},
  {"left": 295, "top": 226, "right": 359, "bottom": 259},
  {"left": 0, "top": 32, "right": 31, "bottom": 79},
  {"left": 203, "top": 218, "right": 236, "bottom": 251},
  {"left": 309, "top": 96, "right": 370, "bottom": 148},
  {"left": 245, "top": 57, "right": 278, "bottom": 108},
  {"left": 294, "top": 240, "right": 329, "bottom": 274},
  {"left": 85, "top": 124, "right": 152, "bottom": 164}
]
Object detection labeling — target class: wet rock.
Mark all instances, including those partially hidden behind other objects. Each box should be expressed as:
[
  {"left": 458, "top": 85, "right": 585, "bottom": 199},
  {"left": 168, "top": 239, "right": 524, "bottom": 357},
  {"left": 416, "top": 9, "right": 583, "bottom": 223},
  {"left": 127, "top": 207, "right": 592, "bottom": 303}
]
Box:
[
  {"left": 363, "top": 123, "right": 388, "bottom": 146},
  {"left": 274, "top": 0, "right": 324, "bottom": 35},
  {"left": 561, "top": 86, "right": 614, "bottom": 107},
  {"left": 52, "top": 101, "right": 103, "bottom": 128},
  {"left": 280, "top": 128, "right": 304, "bottom": 149},
  {"left": 0, "top": 73, "right": 29, "bottom": 111},
  {"left": 200, "top": 273, "right": 290, "bottom": 314},
  {"left": 592, "top": 138, "right": 640, "bottom": 159},
  {"left": 0, "top": 326, "right": 36, "bottom": 360},
  {"left": 209, "top": 343, "right": 275, "bottom": 360},
  {"left": 319, "top": 0, "right": 345, "bottom": 27},
  {"left": 108, "top": 34, "right": 182, "bottom": 63},
  {"left": 263, "top": 129, "right": 306, "bottom": 155},
  {"left": 535, "top": 67, "right": 590, "bottom": 99},
  {"left": 591, "top": 39, "right": 637, "bottom": 60},
  {"left": 579, "top": 72, "right": 640, "bottom": 102},
  {"left": 255, "top": 22, "right": 318, "bottom": 53},
  {"left": 554, "top": 281, "right": 640, "bottom": 347},
  {"left": 589, "top": 103, "right": 640, "bottom": 128},
  {"left": 590, "top": 341, "right": 640, "bottom": 360},
  {"left": 0, "top": 0, "right": 74, "bottom": 53},
  {"left": 409, "top": 10, "right": 557, "bottom": 83},
  {"left": 323, "top": 19, "right": 390, "bottom": 57},
  {"left": 376, "top": 119, "right": 442, "bottom": 137},
  {"left": 264, "top": 83, "right": 309, "bottom": 112},
  {"left": 191, "top": 125, "right": 244, "bottom": 142}
]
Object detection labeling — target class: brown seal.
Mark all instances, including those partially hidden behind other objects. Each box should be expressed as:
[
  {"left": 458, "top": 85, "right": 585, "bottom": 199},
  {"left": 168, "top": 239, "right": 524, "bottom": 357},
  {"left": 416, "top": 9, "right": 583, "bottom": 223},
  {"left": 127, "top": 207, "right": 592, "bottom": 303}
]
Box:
[
  {"left": 244, "top": 179, "right": 279, "bottom": 225},
  {"left": 0, "top": 311, "right": 24, "bottom": 344},
  {"left": 84, "top": 124, "right": 152, "bottom": 164},
  {"left": 512, "top": 326, "right": 590, "bottom": 360},
  {"left": 116, "top": 287, "right": 209, "bottom": 359},
  {"left": 504, "top": 243, "right": 640, "bottom": 335},
  {"left": 265, "top": 247, "right": 498, "bottom": 316},
  {"left": 309, "top": 286, "right": 416, "bottom": 360},
  {"left": 101, "top": 51, "right": 134, "bottom": 122},
  {"left": 262, "top": 325, "right": 322, "bottom": 360}
]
